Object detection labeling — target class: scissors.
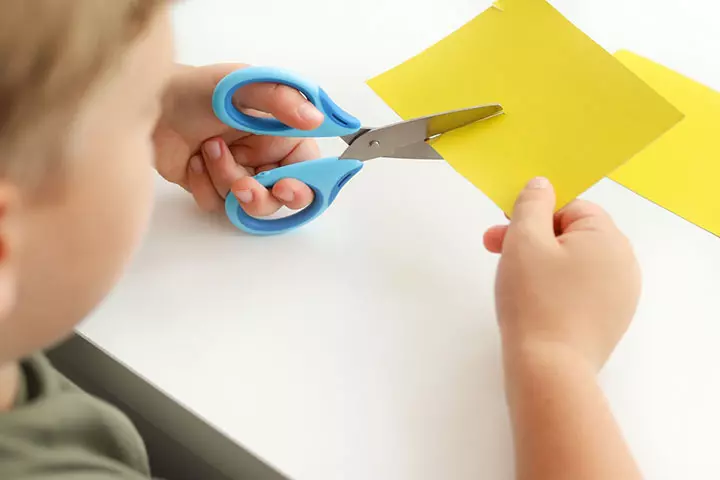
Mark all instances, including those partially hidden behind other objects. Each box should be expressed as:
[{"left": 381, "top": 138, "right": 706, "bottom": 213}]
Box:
[{"left": 212, "top": 67, "right": 503, "bottom": 235}]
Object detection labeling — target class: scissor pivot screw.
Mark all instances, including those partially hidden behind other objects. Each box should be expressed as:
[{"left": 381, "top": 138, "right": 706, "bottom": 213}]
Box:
[{"left": 369, "top": 140, "right": 381, "bottom": 148}]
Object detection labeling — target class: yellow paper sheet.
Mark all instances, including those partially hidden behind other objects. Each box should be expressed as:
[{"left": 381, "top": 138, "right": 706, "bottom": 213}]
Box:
[
  {"left": 610, "top": 51, "right": 720, "bottom": 237},
  {"left": 368, "top": 0, "right": 683, "bottom": 214}
]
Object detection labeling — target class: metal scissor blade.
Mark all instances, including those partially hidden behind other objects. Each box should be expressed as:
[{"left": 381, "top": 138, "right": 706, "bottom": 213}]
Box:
[
  {"left": 344, "top": 130, "right": 443, "bottom": 159},
  {"left": 340, "top": 129, "right": 370, "bottom": 146},
  {"left": 425, "top": 104, "right": 504, "bottom": 139},
  {"left": 339, "top": 104, "right": 503, "bottom": 161},
  {"left": 388, "top": 142, "right": 443, "bottom": 160}
]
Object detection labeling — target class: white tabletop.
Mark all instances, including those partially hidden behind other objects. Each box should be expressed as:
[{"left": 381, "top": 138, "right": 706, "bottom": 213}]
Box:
[{"left": 80, "top": 1, "right": 720, "bottom": 479}]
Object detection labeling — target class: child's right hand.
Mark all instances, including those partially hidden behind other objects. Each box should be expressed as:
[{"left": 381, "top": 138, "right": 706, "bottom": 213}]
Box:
[{"left": 483, "top": 177, "right": 641, "bottom": 371}]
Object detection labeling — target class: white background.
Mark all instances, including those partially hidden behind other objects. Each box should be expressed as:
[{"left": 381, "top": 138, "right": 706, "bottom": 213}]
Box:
[{"left": 81, "top": 1, "right": 720, "bottom": 479}]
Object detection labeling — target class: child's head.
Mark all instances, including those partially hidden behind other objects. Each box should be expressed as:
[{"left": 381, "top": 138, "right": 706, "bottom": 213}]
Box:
[{"left": 0, "top": 0, "right": 174, "bottom": 365}]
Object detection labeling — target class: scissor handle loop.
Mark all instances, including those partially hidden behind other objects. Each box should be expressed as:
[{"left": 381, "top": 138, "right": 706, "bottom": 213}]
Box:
[
  {"left": 212, "top": 66, "right": 361, "bottom": 138},
  {"left": 224, "top": 157, "right": 363, "bottom": 235}
]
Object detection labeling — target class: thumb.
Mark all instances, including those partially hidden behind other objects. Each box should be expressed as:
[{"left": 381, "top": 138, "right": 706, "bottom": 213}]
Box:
[{"left": 506, "top": 177, "right": 557, "bottom": 243}]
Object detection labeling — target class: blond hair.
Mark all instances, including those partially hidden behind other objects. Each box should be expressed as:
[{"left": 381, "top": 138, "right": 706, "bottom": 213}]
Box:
[{"left": 0, "top": 0, "right": 166, "bottom": 182}]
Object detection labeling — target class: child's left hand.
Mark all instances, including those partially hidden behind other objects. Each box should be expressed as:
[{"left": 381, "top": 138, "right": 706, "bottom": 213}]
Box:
[{"left": 153, "top": 64, "right": 325, "bottom": 215}]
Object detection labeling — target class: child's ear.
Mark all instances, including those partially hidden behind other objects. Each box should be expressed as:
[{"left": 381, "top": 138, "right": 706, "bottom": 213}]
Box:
[{"left": 0, "top": 183, "right": 21, "bottom": 324}]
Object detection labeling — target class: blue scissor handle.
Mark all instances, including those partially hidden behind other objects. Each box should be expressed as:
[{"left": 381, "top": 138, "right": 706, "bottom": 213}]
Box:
[
  {"left": 225, "top": 157, "right": 364, "bottom": 236},
  {"left": 212, "top": 66, "right": 362, "bottom": 138},
  {"left": 214, "top": 66, "right": 365, "bottom": 235}
]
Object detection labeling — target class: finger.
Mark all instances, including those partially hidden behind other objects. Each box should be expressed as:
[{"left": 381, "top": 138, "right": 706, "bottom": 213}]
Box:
[
  {"left": 202, "top": 137, "right": 250, "bottom": 198},
  {"left": 187, "top": 155, "right": 224, "bottom": 212},
  {"left": 229, "top": 135, "right": 318, "bottom": 169},
  {"left": 506, "top": 177, "right": 556, "bottom": 243},
  {"left": 555, "top": 199, "right": 617, "bottom": 235},
  {"left": 272, "top": 179, "right": 314, "bottom": 210},
  {"left": 233, "top": 83, "right": 324, "bottom": 131},
  {"left": 230, "top": 177, "right": 284, "bottom": 217},
  {"left": 228, "top": 136, "right": 319, "bottom": 210},
  {"left": 226, "top": 136, "right": 320, "bottom": 214},
  {"left": 271, "top": 139, "right": 318, "bottom": 209},
  {"left": 280, "top": 138, "right": 321, "bottom": 166},
  {"left": 483, "top": 225, "right": 509, "bottom": 254},
  {"left": 256, "top": 163, "right": 279, "bottom": 174}
]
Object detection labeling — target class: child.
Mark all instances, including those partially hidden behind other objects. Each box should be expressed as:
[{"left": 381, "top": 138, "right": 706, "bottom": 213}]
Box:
[{"left": 0, "top": 1, "right": 643, "bottom": 479}]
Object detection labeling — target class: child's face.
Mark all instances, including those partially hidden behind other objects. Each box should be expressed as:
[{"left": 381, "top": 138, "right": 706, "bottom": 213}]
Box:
[{"left": 0, "top": 9, "right": 175, "bottom": 363}]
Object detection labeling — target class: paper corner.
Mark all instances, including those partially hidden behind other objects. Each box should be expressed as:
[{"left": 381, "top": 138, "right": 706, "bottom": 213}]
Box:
[{"left": 491, "top": 0, "right": 507, "bottom": 12}]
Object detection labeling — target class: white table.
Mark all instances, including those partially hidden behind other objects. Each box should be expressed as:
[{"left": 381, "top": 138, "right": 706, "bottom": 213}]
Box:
[{"left": 76, "top": 1, "right": 720, "bottom": 479}]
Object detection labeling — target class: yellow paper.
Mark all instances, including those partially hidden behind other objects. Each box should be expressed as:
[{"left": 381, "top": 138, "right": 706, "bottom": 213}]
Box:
[
  {"left": 368, "top": 0, "right": 683, "bottom": 214},
  {"left": 610, "top": 51, "right": 720, "bottom": 237}
]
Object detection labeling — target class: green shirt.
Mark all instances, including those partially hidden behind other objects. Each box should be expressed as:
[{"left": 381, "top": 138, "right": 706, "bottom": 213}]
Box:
[{"left": 0, "top": 355, "right": 151, "bottom": 479}]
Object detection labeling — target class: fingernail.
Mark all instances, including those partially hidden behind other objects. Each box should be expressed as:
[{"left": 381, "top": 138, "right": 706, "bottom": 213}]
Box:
[
  {"left": 274, "top": 188, "right": 294, "bottom": 203},
  {"left": 203, "top": 140, "right": 221, "bottom": 161},
  {"left": 297, "top": 102, "right": 324, "bottom": 123},
  {"left": 234, "top": 189, "right": 253, "bottom": 204},
  {"left": 190, "top": 156, "right": 204, "bottom": 174},
  {"left": 526, "top": 177, "right": 549, "bottom": 189}
]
